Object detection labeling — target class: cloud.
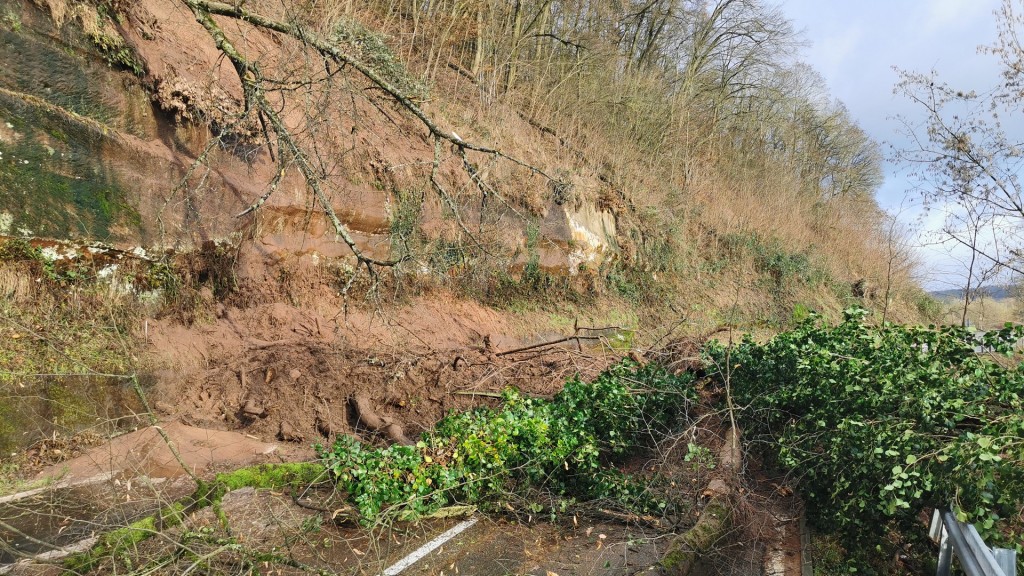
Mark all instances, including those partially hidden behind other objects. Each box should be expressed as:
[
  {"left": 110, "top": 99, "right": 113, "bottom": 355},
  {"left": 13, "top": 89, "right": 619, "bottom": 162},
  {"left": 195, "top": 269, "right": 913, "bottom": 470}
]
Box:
[
  {"left": 780, "top": 0, "right": 1007, "bottom": 288},
  {"left": 922, "top": 0, "right": 994, "bottom": 35}
]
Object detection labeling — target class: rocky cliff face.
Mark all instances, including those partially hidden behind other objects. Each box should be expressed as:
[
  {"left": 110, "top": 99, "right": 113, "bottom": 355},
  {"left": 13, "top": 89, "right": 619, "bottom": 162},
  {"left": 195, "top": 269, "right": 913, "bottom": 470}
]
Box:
[{"left": 0, "top": 0, "right": 617, "bottom": 280}]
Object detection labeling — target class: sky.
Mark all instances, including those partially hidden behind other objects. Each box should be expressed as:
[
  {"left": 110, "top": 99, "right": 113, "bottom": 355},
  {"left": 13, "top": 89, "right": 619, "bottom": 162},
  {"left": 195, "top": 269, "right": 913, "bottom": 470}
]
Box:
[{"left": 778, "top": 0, "right": 1006, "bottom": 289}]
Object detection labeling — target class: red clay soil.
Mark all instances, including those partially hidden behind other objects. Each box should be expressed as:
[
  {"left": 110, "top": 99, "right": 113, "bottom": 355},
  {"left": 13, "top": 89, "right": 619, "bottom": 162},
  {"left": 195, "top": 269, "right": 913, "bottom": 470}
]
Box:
[
  {"left": 139, "top": 290, "right": 621, "bottom": 457},
  {"left": 34, "top": 422, "right": 285, "bottom": 482}
]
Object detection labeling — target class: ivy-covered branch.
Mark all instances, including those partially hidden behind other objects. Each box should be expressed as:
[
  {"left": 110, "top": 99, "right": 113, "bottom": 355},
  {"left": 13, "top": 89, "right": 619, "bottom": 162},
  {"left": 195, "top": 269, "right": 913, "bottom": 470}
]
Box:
[
  {"left": 318, "top": 360, "right": 696, "bottom": 524},
  {"left": 708, "top": 308, "right": 1024, "bottom": 570}
]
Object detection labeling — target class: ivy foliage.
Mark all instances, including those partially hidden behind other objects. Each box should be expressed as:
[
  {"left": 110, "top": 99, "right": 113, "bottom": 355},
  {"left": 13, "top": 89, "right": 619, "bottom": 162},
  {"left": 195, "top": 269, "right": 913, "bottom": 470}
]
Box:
[
  {"left": 317, "top": 360, "right": 695, "bottom": 524},
  {"left": 707, "top": 308, "right": 1024, "bottom": 557},
  {"left": 329, "top": 18, "right": 428, "bottom": 100}
]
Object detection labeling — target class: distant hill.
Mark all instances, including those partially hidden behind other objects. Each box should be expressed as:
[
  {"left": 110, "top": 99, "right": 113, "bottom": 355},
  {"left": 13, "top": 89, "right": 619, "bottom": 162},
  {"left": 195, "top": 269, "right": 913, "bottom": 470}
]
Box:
[{"left": 930, "top": 284, "right": 1017, "bottom": 300}]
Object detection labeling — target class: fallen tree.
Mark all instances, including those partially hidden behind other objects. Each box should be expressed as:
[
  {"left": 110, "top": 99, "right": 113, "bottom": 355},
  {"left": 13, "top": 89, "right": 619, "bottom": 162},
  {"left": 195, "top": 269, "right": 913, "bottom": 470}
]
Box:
[
  {"left": 49, "top": 360, "right": 696, "bottom": 573},
  {"left": 655, "top": 426, "right": 742, "bottom": 576},
  {"left": 709, "top": 308, "right": 1024, "bottom": 570}
]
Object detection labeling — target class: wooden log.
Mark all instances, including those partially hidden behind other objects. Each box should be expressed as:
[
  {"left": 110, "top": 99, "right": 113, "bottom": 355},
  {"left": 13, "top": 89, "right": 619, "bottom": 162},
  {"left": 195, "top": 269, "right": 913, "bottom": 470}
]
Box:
[{"left": 654, "top": 427, "right": 741, "bottom": 576}]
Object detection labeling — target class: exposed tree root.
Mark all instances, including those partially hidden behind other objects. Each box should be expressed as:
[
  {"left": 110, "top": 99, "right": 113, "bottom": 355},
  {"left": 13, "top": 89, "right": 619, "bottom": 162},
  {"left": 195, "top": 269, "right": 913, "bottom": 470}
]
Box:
[{"left": 350, "top": 394, "right": 411, "bottom": 445}]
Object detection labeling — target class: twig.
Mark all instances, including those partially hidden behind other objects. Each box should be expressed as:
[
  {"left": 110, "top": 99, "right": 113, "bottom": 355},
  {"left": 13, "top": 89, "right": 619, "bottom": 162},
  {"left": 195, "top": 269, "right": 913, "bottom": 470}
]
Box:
[
  {"left": 450, "top": 390, "right": 503, "bottom": 398},
  {"left": 180, "top": 544, "right": 237, "bottom": 576},
  {"left": 245, "top": 337, "right": 302, "bottom": 350},
  {"left": 495, "top": 334, "right": 602, "bottom": 357},
  {"left": 0, "top": 519, "right": 64, "bottom": 555},
  {"left": 185, "top": 0, "right": 564, "bottom": 179},
  {"left": 596, "top": 508, "right": 664, "bottom": 528}
]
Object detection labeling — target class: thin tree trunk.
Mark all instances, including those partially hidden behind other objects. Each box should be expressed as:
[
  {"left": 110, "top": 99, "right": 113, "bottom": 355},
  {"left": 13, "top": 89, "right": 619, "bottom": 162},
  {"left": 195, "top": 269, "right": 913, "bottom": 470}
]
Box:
[
  {"left": 504, "top": 1, "right": 524, "bottom": 93},
  {"left": 472, "top": 2, "right": 485, "bottom": 76}
]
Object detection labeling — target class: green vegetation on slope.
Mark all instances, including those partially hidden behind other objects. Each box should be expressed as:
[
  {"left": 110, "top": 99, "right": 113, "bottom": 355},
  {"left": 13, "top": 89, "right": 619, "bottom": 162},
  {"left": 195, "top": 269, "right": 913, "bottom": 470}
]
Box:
[{"left": 0, "top": 239, "right": 143, "bottom": 454}]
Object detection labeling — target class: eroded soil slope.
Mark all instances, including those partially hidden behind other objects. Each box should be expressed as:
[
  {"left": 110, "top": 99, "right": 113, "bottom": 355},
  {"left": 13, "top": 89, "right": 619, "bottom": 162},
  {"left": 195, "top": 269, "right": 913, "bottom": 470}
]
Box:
[{"left": 143, "top": 292, "right": 626, "bottom": 452}]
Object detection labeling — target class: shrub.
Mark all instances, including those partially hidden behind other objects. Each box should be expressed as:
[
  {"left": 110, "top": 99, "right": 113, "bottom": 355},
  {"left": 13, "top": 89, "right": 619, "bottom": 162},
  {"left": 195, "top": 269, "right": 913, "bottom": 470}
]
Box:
[
  {"left": 707, "top": 308, "right": 1024, "bottom": 570},
  {"left": 330, "top": 18, "right": 428, "bottom": 99},
  {"left": 317, "top": 360, "right": 695, "bottom": 523}
]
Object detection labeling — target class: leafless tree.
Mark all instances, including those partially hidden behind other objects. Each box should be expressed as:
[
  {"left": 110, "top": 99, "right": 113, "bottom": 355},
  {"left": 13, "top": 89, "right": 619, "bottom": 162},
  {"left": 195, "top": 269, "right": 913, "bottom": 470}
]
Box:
[{"left": 895, "top": 0, "right": 1024, "bottom": 285}]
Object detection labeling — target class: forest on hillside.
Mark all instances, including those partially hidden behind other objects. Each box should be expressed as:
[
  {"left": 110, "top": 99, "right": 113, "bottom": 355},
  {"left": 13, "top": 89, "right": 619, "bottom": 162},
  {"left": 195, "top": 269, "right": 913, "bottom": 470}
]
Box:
[
  {"left": 125, "top": 0, "right": 914, "bottom": 325},
  {"left": 326, "top": 0, "right": 889, "bottom": 252}
]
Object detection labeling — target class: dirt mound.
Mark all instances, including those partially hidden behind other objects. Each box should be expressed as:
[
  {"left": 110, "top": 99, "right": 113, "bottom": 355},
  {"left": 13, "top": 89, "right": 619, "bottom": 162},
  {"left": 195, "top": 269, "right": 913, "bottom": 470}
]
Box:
[{"left": 142, "top": 292, "right": 621, "bottom": 449}]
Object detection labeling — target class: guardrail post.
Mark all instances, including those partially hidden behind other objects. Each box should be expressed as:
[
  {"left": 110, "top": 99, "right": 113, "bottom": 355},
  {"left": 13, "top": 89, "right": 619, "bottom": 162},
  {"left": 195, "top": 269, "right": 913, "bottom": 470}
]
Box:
[
  {"left": 932, "top": 509, "right": 953, "bottom": 576},
  {"left": 992, "top": 549, "right": 1016, "bottom": 576},
  {"left": 935, "top": 526, "right": 953, "bottom": 576},
  {"left": 930, "top": 508, "right": 1014, "bottom": 576}
]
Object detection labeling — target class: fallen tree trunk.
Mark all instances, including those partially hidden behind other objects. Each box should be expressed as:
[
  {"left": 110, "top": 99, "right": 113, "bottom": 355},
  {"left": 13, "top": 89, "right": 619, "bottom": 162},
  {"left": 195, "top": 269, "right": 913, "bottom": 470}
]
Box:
[{"left": 656, "top": 426, "right": 742, "bottom": 576}]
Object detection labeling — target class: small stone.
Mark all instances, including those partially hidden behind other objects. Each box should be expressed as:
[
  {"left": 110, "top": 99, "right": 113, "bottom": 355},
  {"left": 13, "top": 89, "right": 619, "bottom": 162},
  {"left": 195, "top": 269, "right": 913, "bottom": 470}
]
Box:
[
  {"left": 705, "top": 478, "right": 730, "bottom": 496},
  {"left": 242, "top": 399, "right": 266, "bottom": 418},
  {"left": 289, "top": 368, "right": 301, "bottom": 380},
  {"left": 278, "top": 421, "right": 303, "bottom": 442}
]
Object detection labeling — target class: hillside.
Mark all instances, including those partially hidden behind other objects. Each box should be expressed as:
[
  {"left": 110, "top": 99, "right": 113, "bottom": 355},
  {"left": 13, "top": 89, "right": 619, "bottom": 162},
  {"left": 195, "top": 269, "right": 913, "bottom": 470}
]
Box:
[
  {"left": 0, "top": 0, "right": 950, "bottom": 574},
  {"left": 0, "top": 0, "right": 936, "bottom": 451},
  {"left": 0, "top": 0, "right": 928, "bottom": 321},
  {"left": 931, "top": 284, "right": 1017, "bottom": 301},
  {"left": 928, "top": 284, "right": 1021, "bottom": 329}
]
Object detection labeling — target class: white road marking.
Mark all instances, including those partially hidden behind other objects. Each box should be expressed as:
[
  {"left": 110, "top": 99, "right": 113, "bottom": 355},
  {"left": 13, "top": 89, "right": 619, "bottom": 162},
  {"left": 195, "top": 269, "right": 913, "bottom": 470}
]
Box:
[{"left": 382, "top": 518, "right": 478, "bottom": 576}]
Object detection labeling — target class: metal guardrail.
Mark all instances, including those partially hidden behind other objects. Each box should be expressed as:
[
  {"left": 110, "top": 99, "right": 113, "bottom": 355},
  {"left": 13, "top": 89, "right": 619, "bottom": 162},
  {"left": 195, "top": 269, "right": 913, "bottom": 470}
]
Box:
[{"left": 930, "top": 508, "right": 1017, "bottom": 576}]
